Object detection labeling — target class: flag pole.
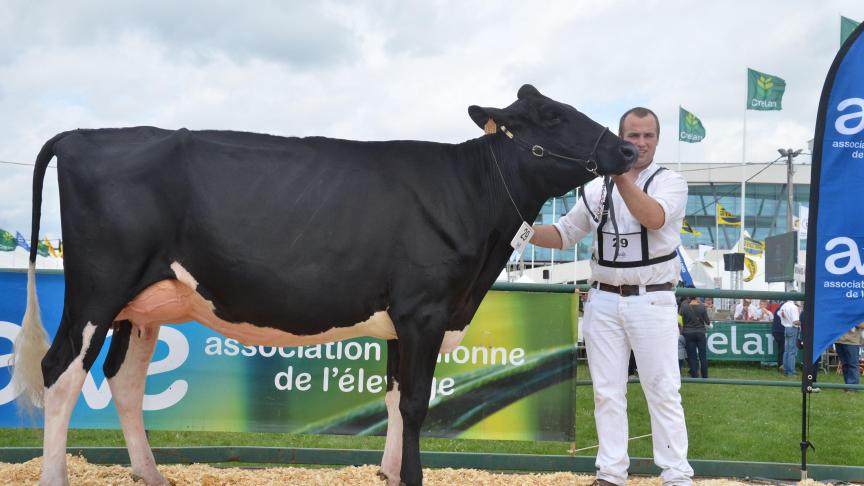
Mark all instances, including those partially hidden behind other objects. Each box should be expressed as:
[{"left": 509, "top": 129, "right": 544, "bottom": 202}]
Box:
[
  {"left": 677, "top": 106, "right": 682, "bottom": 171},
  {"left": 740, "top": 84, "right": 748, "bottom": 252}
]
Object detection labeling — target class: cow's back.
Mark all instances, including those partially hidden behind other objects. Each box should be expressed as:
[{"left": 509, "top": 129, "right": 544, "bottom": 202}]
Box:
[{"left": 53, "top": 127, "right": 486, "bottom": 334}]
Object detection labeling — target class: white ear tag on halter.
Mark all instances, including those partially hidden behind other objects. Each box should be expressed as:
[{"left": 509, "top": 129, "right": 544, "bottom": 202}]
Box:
[{"left": 510, "top": 221, "right": 535, "bottom": 256}]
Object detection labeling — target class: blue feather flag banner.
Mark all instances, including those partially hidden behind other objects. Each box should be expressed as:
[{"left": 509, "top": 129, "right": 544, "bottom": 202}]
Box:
[{"left": 804, "top": 21, "right": 864, "bottom": 368}]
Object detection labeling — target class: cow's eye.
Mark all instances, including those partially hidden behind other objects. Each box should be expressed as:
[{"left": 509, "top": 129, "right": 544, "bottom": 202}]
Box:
[{"left": 543, "top": 115, "right": 561, "bottom": 127}]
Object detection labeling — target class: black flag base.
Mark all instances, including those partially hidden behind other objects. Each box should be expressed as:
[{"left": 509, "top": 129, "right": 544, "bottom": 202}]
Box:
[
  {"left": 800, "top": 368, "right": 817, "bottom": 481},
  {"left": 799, "top": 435, "right": 815, "bottom": 481}
]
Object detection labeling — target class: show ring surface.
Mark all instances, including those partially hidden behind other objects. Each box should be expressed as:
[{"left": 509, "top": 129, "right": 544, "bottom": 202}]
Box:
[{"left": 0, "top": 454, "right": 788, "bottom": 486}]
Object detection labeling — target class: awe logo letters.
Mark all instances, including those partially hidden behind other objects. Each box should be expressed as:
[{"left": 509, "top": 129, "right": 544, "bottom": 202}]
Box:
[
  {"left": 835, "top": 97, "right": 864, "bottom": 135},
  {"left": 0, "top": 322, "right": 189, "bottom": 409},
  {"left": 825, "top": 236, "right": 864, "bottom": 275}
]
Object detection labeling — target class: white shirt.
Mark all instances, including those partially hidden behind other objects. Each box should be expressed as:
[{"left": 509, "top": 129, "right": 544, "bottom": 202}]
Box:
[
  {"left": 778, "top": 301, "right": 800, "bottom": 328},
  {"left": 553, "top": 162, "right": 688, "bottom": 286},
  {"left": 733, "top": 303, "right": 759, "bottom": 320}
]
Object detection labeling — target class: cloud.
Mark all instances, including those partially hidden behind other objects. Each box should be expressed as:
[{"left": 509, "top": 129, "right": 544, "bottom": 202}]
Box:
[{"left": 0, "top": 0, "right": 862, "bottom": 238}]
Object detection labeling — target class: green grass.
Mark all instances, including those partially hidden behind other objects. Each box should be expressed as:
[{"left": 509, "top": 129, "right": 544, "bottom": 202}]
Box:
[{"left": 2, "top": 363, "right": 861, "bottom": 467}]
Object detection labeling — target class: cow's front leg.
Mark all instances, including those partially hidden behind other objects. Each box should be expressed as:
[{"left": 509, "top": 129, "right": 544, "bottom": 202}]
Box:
[
  {"left": 393, "top": 313, "right": 446, "bottom": 486},
  {"left": 105, "top": 322, "right": 171, "bottom": 486}
]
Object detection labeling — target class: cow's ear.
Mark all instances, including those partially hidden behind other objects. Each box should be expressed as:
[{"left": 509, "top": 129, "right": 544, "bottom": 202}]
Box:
[
  {"left": 468, "top": 105, "right": 512, "bottom": 130},
  {"left": 517, "top": 84, "right": 542, "bottom": 100}
]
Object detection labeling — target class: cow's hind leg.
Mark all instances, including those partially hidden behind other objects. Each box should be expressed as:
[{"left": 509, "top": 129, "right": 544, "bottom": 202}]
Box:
[
  {"left": 379, "top": 339, "right": 403, "bottom": 485},
  {"left": 104, "top": 321, "right": 171, "bottom": 486},
  {"left": 40, "top": 313, "right": 111, "bottom": 486}
]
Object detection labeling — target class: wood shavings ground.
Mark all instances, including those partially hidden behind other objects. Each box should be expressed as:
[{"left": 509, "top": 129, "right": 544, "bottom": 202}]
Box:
[{"left": 0, "top": 454, "right": 828, "bottom": 485}]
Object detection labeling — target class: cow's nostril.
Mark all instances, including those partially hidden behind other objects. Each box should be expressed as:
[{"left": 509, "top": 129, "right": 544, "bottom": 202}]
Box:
[{"left": 620, "top": 145, "right": 637, "bottom": 161}]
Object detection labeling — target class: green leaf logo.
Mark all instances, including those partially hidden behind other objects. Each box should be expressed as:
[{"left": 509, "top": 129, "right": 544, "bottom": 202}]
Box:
[
  {"left": 686, "top": 113, "right": 698, "bottom": 127},
  {"left": 757, "top": 75, "right": 773, "bottom": 91}
]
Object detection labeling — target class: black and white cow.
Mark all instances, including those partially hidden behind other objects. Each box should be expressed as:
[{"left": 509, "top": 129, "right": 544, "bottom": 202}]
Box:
[{"left": 12, "top": 85, "right": 636, "bottom": 486}]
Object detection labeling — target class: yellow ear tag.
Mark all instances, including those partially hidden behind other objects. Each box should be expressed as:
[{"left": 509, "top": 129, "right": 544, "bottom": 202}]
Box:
[{"left": 484, "top": 118, "right": 497, "bottom": 134}]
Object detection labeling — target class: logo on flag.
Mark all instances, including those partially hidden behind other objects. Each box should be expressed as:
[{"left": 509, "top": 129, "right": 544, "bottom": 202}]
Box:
[
  {"left": 681, "top": 219, "right": 702, "bottom": 236},
  {"left": 743, "top": 235, "right": 764, "bottom": 256},
  {"left": 716, "top": 203, "right": 741, "bottom": 226},
  {"left": 0, "top": 229, "right": 16, "bottom": 252},
  {"left": 747, "top": 68, "right": 786, "bottom": 111},
  {"left": 679, "top": 107, "right": 706, "bottom": 143}
]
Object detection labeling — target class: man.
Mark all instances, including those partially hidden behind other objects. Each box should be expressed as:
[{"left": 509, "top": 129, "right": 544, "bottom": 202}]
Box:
[
  {"left": 834, "top": 322, "right": 864, "bottom": 392},
  {"left": 532, "top": 107, "right": 693, "bottom": 485},
  {"left": 771, "top": 304, "right": 785, "bottom": 371},
  {"left": 703, "top": 297, "right": 718, "bottom": 321},
  {"left": 733, "top": 298, "right": 757, "bottom": 321},
  {"left": 754, "top": 300, "right": 773, "bottom": 322},
  {"left": 777, "top": 300, "right": 801, "bottom": 376},
  {"left": 679, "top": 296, "right": 711, "bottom": 378}
]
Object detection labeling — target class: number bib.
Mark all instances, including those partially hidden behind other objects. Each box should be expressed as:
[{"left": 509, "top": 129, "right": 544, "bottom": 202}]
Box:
[{"left": 599, "top": 230, "right": 643, "bottom": 263}]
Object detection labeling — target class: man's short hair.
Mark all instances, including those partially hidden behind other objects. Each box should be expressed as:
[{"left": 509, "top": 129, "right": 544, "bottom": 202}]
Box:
[{"left": 618, "top": 107, "right": 660, "bottom": 137}]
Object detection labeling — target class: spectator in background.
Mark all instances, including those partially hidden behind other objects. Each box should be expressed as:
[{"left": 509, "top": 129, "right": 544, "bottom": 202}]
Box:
[
  {"left": 679, "top": 296, "right": 711, "bottom": 378},
  {"left": 778, "top": 300, "right": 801, "bottom": 376},
  {"left": 835, "top": 322, "right": 864, "bottom": 393},
  {"left": 733, "top": 298, "right": 758, "bottom": 321},
  {"left": 772, "top": 307, "right": 785, "bottom": 372},
  {"left": 703, "top": 297, "right": 718, "bottom": 321},
  {"left": 768, "top": 300, "right": 781, "bottom": 316},
  {"left": 754, "top": 300, "right": 773, "bottom": 322}
]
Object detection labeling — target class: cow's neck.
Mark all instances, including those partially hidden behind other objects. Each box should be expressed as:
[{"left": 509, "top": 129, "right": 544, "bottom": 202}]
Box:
[{"left": 482, "top": 135, "right": 545, "bottom": 233}]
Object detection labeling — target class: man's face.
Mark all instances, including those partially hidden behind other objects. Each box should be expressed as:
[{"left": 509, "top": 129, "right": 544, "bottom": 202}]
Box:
[
  {"left": 620, "top": 114, "right": 659, "bottom": 169},
  {"left": 743, "top": 299, "right": 751, "bottom": 306}
]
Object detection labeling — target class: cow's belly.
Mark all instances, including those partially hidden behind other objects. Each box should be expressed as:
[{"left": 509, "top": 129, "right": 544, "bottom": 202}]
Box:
[{"left": 116, "top": 277, "right": 397, "bottom": 346}]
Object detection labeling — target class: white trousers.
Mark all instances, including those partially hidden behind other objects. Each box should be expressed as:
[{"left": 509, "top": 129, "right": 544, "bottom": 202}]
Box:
[{"left": 583, "top": 288, "right": 693, "bottom": 486}]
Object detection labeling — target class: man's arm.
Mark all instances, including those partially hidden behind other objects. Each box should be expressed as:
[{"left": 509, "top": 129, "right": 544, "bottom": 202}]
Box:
[
  {"left": 531, "top": 224, "right": 564, "bottom": 249},
  {"left": 532, "top": 186, "right": 596, "bottom": 250},
  {"left": 700, "top": 306, "right": 710, "bottom": 326},
  {"left": 612, "top": 173, "right": 665, "bottom": 230}
]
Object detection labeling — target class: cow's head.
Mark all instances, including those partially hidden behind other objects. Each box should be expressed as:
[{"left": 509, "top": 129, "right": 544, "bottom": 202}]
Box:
[{"left": 468, "top": 85, "right": 637, "bottom": 193}]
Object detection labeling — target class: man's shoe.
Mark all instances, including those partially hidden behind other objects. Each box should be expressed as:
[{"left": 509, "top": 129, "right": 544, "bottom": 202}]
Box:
[
  {"left": 810, "top": 387, "right": 821, "bottom": 393},
  {"left": 591, "top": 479, "right": 617, "bottom": 486}
]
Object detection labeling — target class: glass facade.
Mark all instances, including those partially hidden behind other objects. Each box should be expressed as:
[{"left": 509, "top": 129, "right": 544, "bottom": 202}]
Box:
[{"left": 523, "top": 182, "right": 810, "bottom": 264}]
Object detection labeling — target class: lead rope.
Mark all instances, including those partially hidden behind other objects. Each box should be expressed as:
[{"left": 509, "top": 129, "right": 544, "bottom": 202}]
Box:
[{"left": 488, "top": 142, "right": 526, "bottom": 223}]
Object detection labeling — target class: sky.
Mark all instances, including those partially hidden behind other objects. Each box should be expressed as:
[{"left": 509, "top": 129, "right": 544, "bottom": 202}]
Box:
[{"left": 1, "top": 0, "right": 862, "bottom": 240}]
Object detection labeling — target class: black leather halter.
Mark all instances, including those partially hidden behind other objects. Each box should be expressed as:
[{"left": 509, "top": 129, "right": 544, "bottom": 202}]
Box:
[{"left": 498, "top": 125, "right": 609, "bottom": 178}]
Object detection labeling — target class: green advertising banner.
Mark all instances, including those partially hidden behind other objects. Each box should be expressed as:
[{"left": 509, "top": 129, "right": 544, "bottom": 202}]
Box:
[
  {"left": 706, "top": 321, "right": 780, "bottom": 362},
  {"left": 0, "top": 278, "right": 580, "bottom": 442},
  {"left": 747, "top": 68, "right": 786, "bottom": 111}
]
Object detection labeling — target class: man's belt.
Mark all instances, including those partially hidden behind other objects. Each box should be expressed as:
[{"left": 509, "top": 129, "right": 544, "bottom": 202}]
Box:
[{"left": 594, "top": 282, "right": 676, "bottom": 297}]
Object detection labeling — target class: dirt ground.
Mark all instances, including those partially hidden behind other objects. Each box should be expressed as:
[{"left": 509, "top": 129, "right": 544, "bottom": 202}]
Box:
[{"left": 0, "top": 454, "right": 831, "bottom": 485}]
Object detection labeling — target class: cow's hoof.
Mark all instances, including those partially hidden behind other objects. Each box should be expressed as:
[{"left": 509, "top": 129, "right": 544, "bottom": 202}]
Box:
[
  {"left": 131, "top": 471, "right": 174, "bottom": 486},
  {"left": 376, "top": 468, "right": 404, "bottom": 485}
]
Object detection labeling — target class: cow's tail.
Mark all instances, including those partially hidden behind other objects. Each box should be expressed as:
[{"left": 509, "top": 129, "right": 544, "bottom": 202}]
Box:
[{"left": 12, "top": 133, "right": 65, "bottom": 412}]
